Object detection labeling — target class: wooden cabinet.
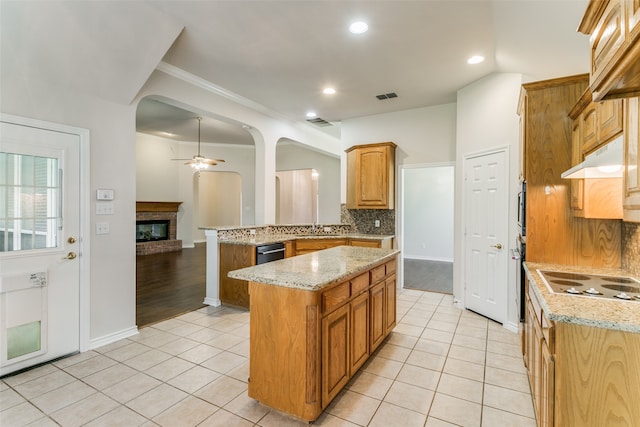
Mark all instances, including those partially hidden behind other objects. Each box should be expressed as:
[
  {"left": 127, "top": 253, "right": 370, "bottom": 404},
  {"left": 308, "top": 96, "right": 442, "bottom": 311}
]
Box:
[
  {"left": 294, "top": 238, "right": 348, "bottom": 256},
  {"left": 346, "top": 142, "right": 396, "bottom": 209},
  {"left": 624, "top": 97, "right": 640, "bottom": 221},
  {"left": 284, "top": 240, "right": 295, "bottom": 258},
  {"left": 519, "top": 75, "right": 621, "bottom": 266},
  {"left": 523, "top": 275, "right": 640, "bottom": 427},
  {"left": 568, "top": 90, "right": 623, "bottom": 219},
  {"left": 218, "top": 243, "right": 255, "bottom": 308},
  {"left": 523, "top": 277, "right": 555, "bottom": 427},
  {"left": 579, "top": 0, "right": 640, "bottom": 101},
  {"left": 349, "top": 238, "right": 382, "bottom": 248},
  {"left": 322, "top": 303, "right": 350, "bottom": 405},
  {"left": 248, "top": 256, "right": 397, "bottom": 421}
]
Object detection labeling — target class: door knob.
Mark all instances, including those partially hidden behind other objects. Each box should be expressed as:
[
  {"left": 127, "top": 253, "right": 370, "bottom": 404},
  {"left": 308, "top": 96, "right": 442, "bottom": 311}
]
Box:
[
  {"left": 63, "top": 251, "right": 77, "bottom": 260},
  {"left": 491, "top": 243, "right": 503, "bottom": 250}
]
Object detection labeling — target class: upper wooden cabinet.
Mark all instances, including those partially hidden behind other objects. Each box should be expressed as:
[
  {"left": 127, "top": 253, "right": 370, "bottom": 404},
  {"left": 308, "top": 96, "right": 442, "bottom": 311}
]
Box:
[
  {"left": 519, "top": 75, "right": 622, "bottom": 267},
  {"left": 346, "top": 142, "right": 396, "bottom": 209},
  {"left": 579, "top": 0, "right": 640, "bottom": 101},
  {"left": 568, "top": 89, "right": 623, "bottom": 219},
  {"left": 624, "top": 97, "right": 640, "bottom": 222}
]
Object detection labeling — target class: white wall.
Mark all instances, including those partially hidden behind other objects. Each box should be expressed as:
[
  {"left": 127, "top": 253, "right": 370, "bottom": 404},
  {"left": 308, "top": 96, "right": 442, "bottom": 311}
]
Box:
[
  {"left": 403, "top": 165, "right": 454, "bottom": 261},
  {"left": 455, "top": 73, "right": 523, "bottom": 330},
  {"left": 136, "top": 133, "right": 181, "bottom": 201},
  {"left": 276, "top": 142, "right": 341, "bottom": 224},
  {"left": 196, "top": 171, "right": 242, "bottom": 236}
]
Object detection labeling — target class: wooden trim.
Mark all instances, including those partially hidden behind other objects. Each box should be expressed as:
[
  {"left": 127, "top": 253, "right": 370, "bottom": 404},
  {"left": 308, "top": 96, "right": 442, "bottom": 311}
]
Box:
[
  {"left": 569, "top": 88, "right": 594, "bottom": 119},
  {"left": 578, "top": 0, "right": 611, "bottom": 34},
  {"left": 136, "top": 201, "right": 182, "bottom": 212},
  {"left": 522, "top": 74, "right": 590, "bottom": 92},
  {"left": 344, "top": 141, "right": 397, "bottom": 153}
]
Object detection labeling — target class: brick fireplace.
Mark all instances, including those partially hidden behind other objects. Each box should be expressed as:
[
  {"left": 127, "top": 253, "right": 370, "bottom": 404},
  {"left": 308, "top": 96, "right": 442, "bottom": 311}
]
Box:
[{"left": 136, "top": 201, "right": 182, "bottom": 255}]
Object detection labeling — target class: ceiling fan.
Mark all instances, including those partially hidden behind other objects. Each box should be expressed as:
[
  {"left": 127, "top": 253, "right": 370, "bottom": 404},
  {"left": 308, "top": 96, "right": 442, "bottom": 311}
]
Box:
[{"left": 172, "top": 116, "right": 225, "bottom": 170}]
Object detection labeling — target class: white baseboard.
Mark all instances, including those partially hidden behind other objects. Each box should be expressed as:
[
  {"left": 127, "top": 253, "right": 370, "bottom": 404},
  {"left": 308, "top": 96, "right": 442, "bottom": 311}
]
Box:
[
  {"left": 404, "top": 255, "right": 454, "bottom": 263},
  {"left": 504, "top": 320, "right": 519, "bottom": 334},
  {"left": 89, "top": 326, "right": 139, "bottom": 351},
  {"left": 203, "top": 297, "right": 221, "bottom": 307}
]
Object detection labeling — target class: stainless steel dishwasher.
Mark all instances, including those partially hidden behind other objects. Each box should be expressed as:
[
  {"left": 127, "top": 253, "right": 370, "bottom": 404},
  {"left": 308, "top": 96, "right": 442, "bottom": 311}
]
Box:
[{"left": 255, "top": 242, "right": 285, "bottom": 264}]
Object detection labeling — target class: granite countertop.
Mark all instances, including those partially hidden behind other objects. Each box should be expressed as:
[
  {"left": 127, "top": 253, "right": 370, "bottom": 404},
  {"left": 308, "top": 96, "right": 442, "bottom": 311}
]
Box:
[
  {"left": 228, "top": 246, "right": 400, "bottom": 291},
  {"left": 524, "top": 262, "right": 640, "bottom": 333},
  {"left": 219, "top": 233, "right": 394, "bottom": 246}
]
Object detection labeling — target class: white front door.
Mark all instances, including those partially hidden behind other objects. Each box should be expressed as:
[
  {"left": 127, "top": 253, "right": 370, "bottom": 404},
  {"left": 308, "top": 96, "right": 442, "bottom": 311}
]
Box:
[
  {"left": 463, "top": 149, "right": 508, "bottom": 323},
  {"left": 0, "top": 120, "right": 81, "bottom": 376}
]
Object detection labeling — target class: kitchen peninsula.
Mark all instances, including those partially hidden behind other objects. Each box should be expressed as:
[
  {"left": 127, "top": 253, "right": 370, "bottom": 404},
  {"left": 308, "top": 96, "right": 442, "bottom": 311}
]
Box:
[
  {"left": 201, "top": 224, "right": 394, "bottom": 308},
  {"left": 228, "top": 245, "right": 399, "bottom": 422}
]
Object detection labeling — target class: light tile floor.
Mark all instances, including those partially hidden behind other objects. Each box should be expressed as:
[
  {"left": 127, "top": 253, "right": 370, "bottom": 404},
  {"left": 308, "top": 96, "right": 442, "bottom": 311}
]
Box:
[{"left": 1, "top": 290, "right": 536, "bottom": 426}]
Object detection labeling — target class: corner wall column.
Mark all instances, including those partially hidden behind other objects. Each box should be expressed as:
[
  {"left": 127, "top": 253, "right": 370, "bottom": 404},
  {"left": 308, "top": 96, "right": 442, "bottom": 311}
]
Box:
[{"left": 204, "top": 229, "right": 221, "bottom": 306}]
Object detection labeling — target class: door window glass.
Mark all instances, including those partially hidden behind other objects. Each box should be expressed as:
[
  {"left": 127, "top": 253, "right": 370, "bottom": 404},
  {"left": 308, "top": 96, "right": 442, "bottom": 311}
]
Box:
[{"left": 0, "top": 152, "right": 60, "bottom": 252}]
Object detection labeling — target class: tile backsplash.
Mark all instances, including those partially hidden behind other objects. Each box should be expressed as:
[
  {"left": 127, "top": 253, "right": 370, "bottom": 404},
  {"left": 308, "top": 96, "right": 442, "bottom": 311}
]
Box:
[
  {"left": 622, "top": 222, "right": 640, "bottom": 276},
  {"left": 341, "top": 205, "right": 395, "bottom": 235}
]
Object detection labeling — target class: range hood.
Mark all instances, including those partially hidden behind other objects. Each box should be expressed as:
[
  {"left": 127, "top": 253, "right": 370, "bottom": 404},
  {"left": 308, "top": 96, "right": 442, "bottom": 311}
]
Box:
[{"left": 561, "top": 135, "right": 624, "bottom": 179}]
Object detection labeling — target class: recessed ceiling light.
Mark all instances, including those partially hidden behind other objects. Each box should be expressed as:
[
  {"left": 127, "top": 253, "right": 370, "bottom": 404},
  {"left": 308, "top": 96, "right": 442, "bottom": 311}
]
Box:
[
  {"left": 306, "top": 111, "right": 317, "bottom": 118},
  {"left": 323, "top": 87, "right": 336, "bottom": 95},
  {"left": 467, "top": 55, "right": 485, "bottom": 65},
  {"left": 349, "top": 21, "right": 368, "bottom": 34}
]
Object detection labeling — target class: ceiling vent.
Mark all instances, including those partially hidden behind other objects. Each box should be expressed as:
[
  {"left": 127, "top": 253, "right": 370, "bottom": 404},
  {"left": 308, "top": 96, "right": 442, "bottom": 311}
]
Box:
[
  {"left": 306, "top": 117, "right": 332, "bottom": 127},
  {"left": 376, "top": 92, "right": 398, "bottom": 100}
]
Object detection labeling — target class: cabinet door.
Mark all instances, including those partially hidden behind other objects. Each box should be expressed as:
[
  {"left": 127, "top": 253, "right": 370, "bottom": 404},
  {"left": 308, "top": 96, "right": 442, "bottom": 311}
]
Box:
[
  {"left": 624, "top": 97, "right": 640, "bottom": 222},
  {"left": 384, "top": 275, "right": 396, "bottom": 335},
  {"left": 596, "top": 99, "right": 623, "bottom": 144},
  {"left": 219, "top": 243, "right": 255, "bottom": 308},
  {"left": 369, "top": 281, "right": 385, "bottom": 352},
  {"left": 358, "top": 147, "right": 389, "bottom": 207},
  {"left": 581, "top": 103, "right": 598, "bottom": 154},
  {"left": 350, "top": 292, "right": 369, "bottom": 373},
  {"left": 570, "top": 119, "right": 584, "bottom": 210},
  {"left": 590, "top": 0, "right": 625, "bottom": 94},
  {"left": 540, "top": 341, "right": 555, "bottom": 427},
  {"left": 322, "top": 304, "right": 350, "bottom": 406}
]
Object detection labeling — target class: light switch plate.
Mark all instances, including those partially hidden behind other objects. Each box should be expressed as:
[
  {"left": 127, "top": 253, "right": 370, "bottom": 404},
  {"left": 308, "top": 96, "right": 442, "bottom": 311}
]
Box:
[
  {"left": 96, "top": 189, "right": 114, "bottom": 200},
  {"left": 96, "top": 201, "right": 114, "bottom": 215}
]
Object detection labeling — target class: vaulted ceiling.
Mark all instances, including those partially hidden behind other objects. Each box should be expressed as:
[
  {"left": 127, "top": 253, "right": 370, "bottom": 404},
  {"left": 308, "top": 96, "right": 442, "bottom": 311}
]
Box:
[{"left": 2, "top": 0, "right": 590, "bottom": 143}]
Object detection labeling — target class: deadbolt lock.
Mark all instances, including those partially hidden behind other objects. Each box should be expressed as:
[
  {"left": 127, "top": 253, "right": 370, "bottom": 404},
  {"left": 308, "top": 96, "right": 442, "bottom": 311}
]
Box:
[{"left": 68, "top": 237, "right": 77, "bottom": 244}]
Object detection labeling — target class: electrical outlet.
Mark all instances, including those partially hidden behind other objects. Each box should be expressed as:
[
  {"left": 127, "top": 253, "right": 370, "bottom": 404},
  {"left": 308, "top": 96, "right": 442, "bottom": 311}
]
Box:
[
  {"left": 249, "top": 229, "right": 256, "bottom": 235},
  {"left": 323, "top": 226, "right": 331, "bottom": 232},
  {"left": 374, "top": 220, "right": 380, "bottom": 227},
  {"left": 96, "top": 222, "right": 109, "bottom": 235}
]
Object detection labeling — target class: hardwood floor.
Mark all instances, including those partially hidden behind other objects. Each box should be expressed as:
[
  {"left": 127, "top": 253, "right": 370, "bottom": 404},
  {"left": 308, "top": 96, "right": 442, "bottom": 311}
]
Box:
[{"left": 136, "top": 243, "right": 206, "bottom": 328}]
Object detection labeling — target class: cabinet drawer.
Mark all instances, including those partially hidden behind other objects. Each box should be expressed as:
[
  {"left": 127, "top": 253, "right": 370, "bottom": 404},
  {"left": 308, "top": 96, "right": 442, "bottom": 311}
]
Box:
[
  {"left": 350, "top": 273, "right": 369, "bottom": 295},
  {"left": 385, "top": 259, "right": 396, "bottom": 275},
  {"left": 370, "top": 265, "right": 386, "bottom": 284},
  {"left": 323, "top": 282, "right": 350, "bottom": 314}
]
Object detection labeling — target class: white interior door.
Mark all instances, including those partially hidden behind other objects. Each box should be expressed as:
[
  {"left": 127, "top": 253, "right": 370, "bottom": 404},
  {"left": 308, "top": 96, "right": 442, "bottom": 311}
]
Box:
[
  {"left": 464, "top": 149, "right": 508, "bottom": 323},
  {"left": 0, "top": 120, "right": 81, "bottom": 376}
]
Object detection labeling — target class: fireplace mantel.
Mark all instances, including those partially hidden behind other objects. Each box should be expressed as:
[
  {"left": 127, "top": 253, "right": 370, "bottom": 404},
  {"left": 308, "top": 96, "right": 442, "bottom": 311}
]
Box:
[{"left": 136, "top": 201, "right": 182, "bottom": 213}]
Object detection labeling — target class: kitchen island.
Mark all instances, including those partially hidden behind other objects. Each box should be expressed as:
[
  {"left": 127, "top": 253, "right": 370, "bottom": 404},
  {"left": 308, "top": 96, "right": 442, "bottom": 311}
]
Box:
[
  {"left": 229, "top": 246, "right": 400, "bottom": 422},
  {"left": 522, "top": 262, "right": 640, "bottom": 427}
]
